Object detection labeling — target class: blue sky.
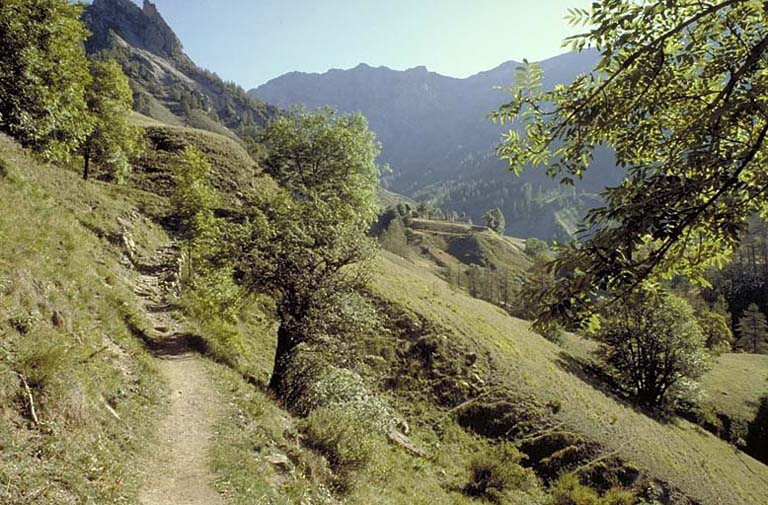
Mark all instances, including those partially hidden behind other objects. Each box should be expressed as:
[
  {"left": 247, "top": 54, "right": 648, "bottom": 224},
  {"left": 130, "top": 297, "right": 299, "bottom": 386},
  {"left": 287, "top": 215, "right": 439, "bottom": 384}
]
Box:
[{"left": 130, "top": 0, "right": 592, "bottom": 89}]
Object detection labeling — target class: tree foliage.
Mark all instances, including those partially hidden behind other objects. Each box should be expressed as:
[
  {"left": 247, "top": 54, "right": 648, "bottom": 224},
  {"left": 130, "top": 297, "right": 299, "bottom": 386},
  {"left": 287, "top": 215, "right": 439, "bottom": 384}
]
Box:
[
  {"left": 494, "top": 1, "right": 768, "bottom": 324},
  {"left": 483, "top": 208, "right": 506, "bottom": 234},
  {"left": 229, "top": 108, "right": 382, "bottom": 391},
  {"left": 0, "top": 0, "right": 92, "bottom": 162},
  {"left": 735, "top": 303, "right": 768, "bottom": 353},
  {"left": 82, "top": 59, "right": 144, "bottom": 182},
  {"left": 593, "top": 291, "right": 709, "bottom": 408},
  {"left": 171, "top": 146, "right": 224, "bottom": 284},
  {"left": 696, "top": 309, "right": 733, "bottom": 355}
]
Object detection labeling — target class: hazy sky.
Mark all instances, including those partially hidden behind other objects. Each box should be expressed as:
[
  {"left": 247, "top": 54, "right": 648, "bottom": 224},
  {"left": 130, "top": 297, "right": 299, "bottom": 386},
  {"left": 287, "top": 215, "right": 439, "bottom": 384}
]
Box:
[{"left": 130, "top": 0, "right": 592, "bottom": 89}]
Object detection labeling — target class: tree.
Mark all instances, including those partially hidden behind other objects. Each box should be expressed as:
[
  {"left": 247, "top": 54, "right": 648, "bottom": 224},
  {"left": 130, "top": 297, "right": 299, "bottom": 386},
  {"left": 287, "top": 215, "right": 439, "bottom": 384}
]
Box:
[
  {"left": 594, "top": 291, "right": 709, "bottom": 408},
  {"left": 82, "top": 59, "right": 144, "bottom": 182},
  {"left": 171, "top": 146, "right": 220, "bottom": 282},
  {"left": 493, "top": 1, "right": 768, "bottom": 324},
  {"left": 0, "top": 0, "right": 92, "bottom": 162},
  {"left": 483, "top": 208, "right": 506, "bottom": 234},
  {"left": 697, "top": 310, "right": 734, "bottom": 355},
  {"left": 524, "top": 238, "right": 549, "bottom": 258},
  {"left": 736, "top": 304, "right": 768, "bottom": 354},
  {"left": 231, "top": 108, "right": 381, "bottom": 392}
]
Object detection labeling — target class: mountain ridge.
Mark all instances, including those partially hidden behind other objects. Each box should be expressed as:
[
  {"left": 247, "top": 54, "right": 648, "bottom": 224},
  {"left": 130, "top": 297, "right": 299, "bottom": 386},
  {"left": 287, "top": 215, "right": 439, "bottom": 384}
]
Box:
[
  {"left": 250, "top": 49, "right": 619, "bottom": 240},
  {"left": 83, "top": 0, "right": 277, "bottom": 139}
]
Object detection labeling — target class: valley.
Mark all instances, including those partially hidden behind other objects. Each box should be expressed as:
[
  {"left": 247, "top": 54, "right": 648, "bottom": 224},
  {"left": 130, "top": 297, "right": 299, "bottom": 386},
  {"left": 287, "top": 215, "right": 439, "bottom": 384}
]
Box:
[{"left": 1, "top": 1, "right": 767, "bottom": 504}]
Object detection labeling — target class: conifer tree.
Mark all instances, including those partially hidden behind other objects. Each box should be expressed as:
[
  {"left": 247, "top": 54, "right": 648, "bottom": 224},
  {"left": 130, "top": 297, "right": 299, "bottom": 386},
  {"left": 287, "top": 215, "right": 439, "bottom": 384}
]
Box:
[{"left": 736, "top": 304, "right": 768, "bottom": 354}]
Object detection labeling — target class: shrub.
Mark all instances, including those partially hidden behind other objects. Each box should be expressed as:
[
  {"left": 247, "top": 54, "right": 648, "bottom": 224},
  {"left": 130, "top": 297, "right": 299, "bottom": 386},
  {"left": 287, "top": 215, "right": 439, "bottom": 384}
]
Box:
[
  {"left": 302, "top": 406, "right": 381, "bottom": 492},
  {"left": 537, "top": 321, "right": 565, "bottom": 344},
  {"left": 696, "top": 309, "right": 733, "bottom": 355},
  {"left": 524, "top": 238, "right": 549, "bottom": 258},
  {"left": 593, "top": 290, "right": 710, "bottom": 408},
  {"left": 551, "top": 474, "right": 634, "bottom": 505},
  {"left": 463, "top": 442, "right": 538, "bottom": 503}
]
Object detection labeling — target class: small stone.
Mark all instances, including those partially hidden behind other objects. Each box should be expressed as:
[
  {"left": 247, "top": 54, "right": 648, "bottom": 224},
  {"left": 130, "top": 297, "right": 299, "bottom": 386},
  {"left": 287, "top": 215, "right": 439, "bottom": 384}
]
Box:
[{"left": 266, "top": 453, "right": 290, "bottom": 468}]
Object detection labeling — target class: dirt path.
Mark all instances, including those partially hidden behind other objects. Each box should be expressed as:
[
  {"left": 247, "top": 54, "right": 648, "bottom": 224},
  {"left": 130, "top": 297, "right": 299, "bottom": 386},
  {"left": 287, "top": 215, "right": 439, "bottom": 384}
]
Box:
[
  {"left": 131, "top": 243, "right": 225, "bottom": 505},
  {"left": 138, "top": 355, "right": 224, "bottom": 505}
]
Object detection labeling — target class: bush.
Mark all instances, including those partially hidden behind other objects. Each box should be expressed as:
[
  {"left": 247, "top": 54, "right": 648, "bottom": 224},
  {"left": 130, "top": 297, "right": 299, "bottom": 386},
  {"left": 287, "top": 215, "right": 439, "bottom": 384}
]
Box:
[
  {"left": 537, "top": 321, "right": 565, "bottom": 344},
  {"left": 593, "top": 290, "right": 710, "bottom": 408},
  {"left": 524, "top": 238, "right": 549, "bottom": 258},
  {"left": 551, "top": 474, "right": 634, "bottom": 505},
  {"left": 696, "top": 309, "right": 733, "bottom": 355},
  {"left": 302, "top": 406, "right": 381, "bottom": 492},
  {"left": 463, "top": 442, "right": 538, "bottom": 503}
]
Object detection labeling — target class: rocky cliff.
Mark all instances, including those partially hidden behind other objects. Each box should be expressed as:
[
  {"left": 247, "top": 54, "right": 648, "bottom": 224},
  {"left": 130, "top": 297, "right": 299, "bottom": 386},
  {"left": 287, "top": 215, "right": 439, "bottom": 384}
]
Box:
[{"left": 83, "top": 0, "right": 276, "bottom": 137}]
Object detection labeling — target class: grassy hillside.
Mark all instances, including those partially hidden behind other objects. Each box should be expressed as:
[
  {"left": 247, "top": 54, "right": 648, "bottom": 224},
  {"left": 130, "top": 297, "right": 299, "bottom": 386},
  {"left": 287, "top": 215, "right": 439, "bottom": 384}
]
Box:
[
  {"left": 377, "top": 187, "right": 417, "bottom": 209},
  {"left": 382, "top": 217, "right": 531, "bottom": 282},
  {"left": 369, "top": 252, "right": 768, "bottom": 505},
  {"left": 700, "top": 353, "right": 768, "bottom": 423},
  {"left": 0, "top": 134, "right": 167, "bottom": 503},
  {"left": 128, "top": 120, "right": 263, "bottom": 204},
  {"left": 553, "top": 329, "right": 768, "bottom": 461},
  {"left": 3, "top": 109, "right": 766, "bottom": 504}
]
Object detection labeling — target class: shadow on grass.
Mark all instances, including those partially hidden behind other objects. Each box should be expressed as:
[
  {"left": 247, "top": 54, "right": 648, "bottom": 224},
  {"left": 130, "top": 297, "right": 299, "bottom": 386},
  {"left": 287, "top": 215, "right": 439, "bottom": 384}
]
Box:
[{"left": 554, "top": 351, "right": 677, "bottom": 424}]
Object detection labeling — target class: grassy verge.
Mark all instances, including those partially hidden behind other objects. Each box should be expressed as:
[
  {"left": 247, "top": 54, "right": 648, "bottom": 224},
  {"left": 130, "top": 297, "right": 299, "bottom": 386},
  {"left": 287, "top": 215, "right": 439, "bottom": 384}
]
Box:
[
  {"left": 0, "top": 134, "right": 165, "bottom": 503},
  {"left": 206, "top": 361, "right": 337, "bottom": 504}
]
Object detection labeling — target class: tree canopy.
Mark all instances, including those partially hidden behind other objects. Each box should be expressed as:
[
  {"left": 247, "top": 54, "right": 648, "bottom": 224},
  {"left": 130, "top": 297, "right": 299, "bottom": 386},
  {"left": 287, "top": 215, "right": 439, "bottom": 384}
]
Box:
[
  {"left": 483, "top": 208, "right": 506, "bottom": 234},
  {"left": 594, "top": 291, "right": 709, "bottom": 407},
  {"left": 494, "top": 1, "right": 768, "bottom": 324},
  {"left": 736, "top": 303, "right": 768, "bottom": 353},
  {"left": 82, "top": 59, "right": 144, "bottom": 182},
  {"left": 0, "top": 0, "right": 92, "bottom": 162},
  {"left": 230, "top": 108, "right": 382, "bottom": 391}
]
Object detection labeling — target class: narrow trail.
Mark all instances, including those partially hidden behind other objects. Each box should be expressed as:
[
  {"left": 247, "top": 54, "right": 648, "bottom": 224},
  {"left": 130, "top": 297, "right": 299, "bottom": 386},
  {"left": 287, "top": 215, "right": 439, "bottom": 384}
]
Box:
[{"left": 131, "top": 243, "right": 225, "bottom": 505}]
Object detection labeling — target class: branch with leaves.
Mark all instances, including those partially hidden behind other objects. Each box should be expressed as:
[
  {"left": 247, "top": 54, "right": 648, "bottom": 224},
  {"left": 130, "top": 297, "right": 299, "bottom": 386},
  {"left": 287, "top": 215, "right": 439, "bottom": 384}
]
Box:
[{"left": 493, "top": 0, "right": 768, "bottom": 324}]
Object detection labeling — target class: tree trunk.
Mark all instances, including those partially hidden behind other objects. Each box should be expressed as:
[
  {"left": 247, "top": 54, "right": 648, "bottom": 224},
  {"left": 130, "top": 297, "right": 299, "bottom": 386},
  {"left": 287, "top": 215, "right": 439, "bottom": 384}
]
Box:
[
  {"left": 269, "top": 321, "right": 294, "bottom": 393},
  {"left": 82, "top": 149, "right": 90, "bottom": 180}
]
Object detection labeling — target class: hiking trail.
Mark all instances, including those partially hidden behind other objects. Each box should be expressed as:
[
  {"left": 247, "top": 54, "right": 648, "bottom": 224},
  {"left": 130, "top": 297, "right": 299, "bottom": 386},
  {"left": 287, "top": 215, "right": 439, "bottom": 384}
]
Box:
[{"left": 130, "top": 240, "right": 225, "bottom": 505}]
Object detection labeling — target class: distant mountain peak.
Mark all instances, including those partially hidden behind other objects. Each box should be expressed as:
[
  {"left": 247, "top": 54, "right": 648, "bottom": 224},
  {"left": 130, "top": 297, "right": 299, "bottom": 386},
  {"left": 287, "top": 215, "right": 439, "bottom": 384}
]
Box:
[
  {"left": 85, "top": 0, "right": 188, "bottom": 63},
  {"left": 83, "top": 0, "right": 276, "bottom": 134},
  {"left": 250, "top": 51, "right": 616, "bottom": 240}
]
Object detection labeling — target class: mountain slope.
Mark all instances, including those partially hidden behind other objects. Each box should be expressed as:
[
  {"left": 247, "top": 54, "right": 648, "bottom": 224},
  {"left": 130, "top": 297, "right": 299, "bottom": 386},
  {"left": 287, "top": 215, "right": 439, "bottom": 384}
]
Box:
[
  {"left": 251, "top": 52, "right": 622, "bottom": 239},
  {"left": 371, "top": 252, "right": 768, "bottom": 505},
  {"left": 0, "top": 133, "right": 166, "bottom": 503},
  {"left": 83, "top": 0, "right": 277, "bottom": 139}
]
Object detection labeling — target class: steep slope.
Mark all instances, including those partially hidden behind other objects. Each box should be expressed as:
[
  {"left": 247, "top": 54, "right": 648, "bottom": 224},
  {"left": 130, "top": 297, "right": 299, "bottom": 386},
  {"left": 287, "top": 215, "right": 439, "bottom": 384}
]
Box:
[
  {"left": 83, "top": 0, "right": 277, "bottom": 139},
  {"left": 370, "top": 252, "right": 768, "bottom": 505},
  {"left": 251, "top": 51, "right": 623, "bottom": 239},
  {"left": 0, "top": 133, "right": 167, "bottom": 503}
]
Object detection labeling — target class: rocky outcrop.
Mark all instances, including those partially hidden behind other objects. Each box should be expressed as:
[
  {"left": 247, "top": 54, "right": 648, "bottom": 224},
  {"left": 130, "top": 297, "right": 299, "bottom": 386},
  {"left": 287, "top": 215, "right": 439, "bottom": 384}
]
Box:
[
  {"left": 84, "top": 0, "right": 188, "bottom": 64},
  {"left": 82, "top": 0, "right": 277, "bottom": 136}
]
